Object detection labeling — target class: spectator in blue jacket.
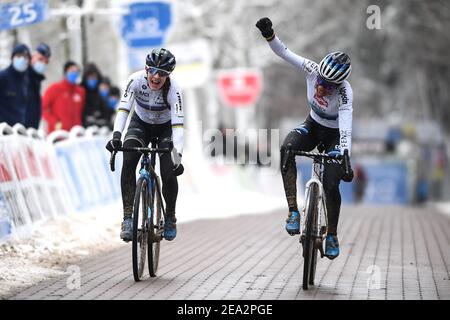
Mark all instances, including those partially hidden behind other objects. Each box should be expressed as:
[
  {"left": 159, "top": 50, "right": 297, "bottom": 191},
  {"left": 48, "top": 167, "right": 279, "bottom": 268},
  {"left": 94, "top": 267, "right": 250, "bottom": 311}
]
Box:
[
  {"left": 0, "top": 44, "right": 31, "bottom": 127},
  {"left": 25, "top": 43, "right": 52, "bottom": 129}
]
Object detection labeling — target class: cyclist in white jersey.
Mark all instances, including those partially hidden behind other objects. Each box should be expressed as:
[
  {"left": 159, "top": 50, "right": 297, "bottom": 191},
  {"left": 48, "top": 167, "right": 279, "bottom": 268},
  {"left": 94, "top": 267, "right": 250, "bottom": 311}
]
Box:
[
  {"left": 106, "top": 48, "right": 184, "bottom": 242},
  {"left": 256, "top": 17, "right": 354, "bottom": 259}
]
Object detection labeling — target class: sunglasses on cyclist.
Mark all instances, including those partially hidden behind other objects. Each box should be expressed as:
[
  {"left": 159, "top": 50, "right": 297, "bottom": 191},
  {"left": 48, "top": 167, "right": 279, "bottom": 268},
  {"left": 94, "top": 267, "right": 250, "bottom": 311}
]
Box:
[
  {"left": 316, "top": 77, "right": 337, "bottom": 91},
  {"left": 146, "top": 66, "right": 171, "bottom": 77}
]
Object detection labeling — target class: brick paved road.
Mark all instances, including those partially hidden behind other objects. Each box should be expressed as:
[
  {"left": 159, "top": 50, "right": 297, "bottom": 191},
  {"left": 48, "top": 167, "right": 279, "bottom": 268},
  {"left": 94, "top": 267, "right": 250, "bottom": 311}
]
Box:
[{"left": 9, "top": 206, "right": 450, "bottom": 300}]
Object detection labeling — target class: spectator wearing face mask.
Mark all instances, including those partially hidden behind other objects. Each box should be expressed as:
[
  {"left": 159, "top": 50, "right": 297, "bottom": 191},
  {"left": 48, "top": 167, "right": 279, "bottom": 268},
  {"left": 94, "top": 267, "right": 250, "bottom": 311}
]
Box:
[
  {"left": 80, "top": 63, "right": 108, "bottom": 127},
  {"left": 98, "top": 76, "right": 111, "bottom": 103},
  {"left": 104, "top": 85, "right": 120, "bottom": 129},
  {"left": 0, "top": 44, "right": 31, "bottom": 127},
  {"left": 41, "top": 61, "right": 86, "bottom": 133},
  {"left": 96, "top": 77, "right": 114, "bottom": 127},
  {"left": 26, "top": 43, "right": 51, "bottom": 129}
]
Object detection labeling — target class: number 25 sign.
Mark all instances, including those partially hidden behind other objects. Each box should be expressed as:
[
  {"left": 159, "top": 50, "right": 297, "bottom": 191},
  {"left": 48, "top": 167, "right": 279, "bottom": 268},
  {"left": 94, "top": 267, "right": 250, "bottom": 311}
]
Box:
[{"left": 0, "top": 0, "right": 49, "bottom": 31}]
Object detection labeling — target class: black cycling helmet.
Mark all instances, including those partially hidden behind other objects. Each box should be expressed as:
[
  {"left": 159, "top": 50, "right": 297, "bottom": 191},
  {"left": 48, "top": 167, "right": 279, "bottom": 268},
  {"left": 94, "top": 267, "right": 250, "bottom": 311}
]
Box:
[{"left": 145, "top": 48, "right": 176, "bottom": 74}]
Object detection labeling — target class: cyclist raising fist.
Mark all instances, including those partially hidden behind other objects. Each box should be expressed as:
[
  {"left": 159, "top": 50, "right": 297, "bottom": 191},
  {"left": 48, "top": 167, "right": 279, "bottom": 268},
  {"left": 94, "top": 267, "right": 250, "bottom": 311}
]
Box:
[
  {"left": 106, "top": 48, "right": 184, "bottom": 242},
  {"left": 256, "top": 17, "right": 354, "bottom": 259}
]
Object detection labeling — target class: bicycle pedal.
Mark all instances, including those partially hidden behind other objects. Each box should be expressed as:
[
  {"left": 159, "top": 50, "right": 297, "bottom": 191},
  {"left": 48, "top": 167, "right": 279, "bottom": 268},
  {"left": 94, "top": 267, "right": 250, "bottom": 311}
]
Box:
[{"left": 156, "top": 229, "right": 164, "bottom": 241}]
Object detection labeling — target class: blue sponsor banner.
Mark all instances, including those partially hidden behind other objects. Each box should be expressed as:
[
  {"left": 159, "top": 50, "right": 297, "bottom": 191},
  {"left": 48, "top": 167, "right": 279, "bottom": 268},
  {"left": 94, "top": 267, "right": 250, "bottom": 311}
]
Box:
[
  {"left": 361, "top": 161, "right": 408, "bottom": 204},
  {"left": 121, "top": 1, "right": 173, "bottom": 48},
  {"left": 0, "top": 0, "right": 49, "bottom": 30},
  {"left": 297, "top": 159, "right": 409, "bottom": 205}
]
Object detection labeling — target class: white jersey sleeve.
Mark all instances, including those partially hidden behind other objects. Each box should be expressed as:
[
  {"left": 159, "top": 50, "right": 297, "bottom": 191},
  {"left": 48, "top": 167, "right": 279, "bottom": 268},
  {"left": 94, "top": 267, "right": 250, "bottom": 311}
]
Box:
[
  {"left": 113, "top": 72, "right": 138, "bottom": 134},
  {"left": 167, "top": 80, "right": 184, "bottom": 155},
  {"left": 268, "top": 35, "right": 319, "bottom": 78},
  {"left": 337, "top": 82, "right": 353, "bottom": 155},
  {"left": 267, "top": 36, "right": 354, "bottom": 154}
]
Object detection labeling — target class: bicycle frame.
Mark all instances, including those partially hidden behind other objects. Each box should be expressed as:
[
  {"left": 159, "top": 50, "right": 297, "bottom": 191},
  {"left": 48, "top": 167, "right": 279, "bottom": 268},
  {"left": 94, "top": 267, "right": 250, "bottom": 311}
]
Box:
[
  {"left": 137, "top": 141, "right": 166, "bottom": 233},
  {"left": 109, "top": 143, "right": 169, "bottom": 230}
]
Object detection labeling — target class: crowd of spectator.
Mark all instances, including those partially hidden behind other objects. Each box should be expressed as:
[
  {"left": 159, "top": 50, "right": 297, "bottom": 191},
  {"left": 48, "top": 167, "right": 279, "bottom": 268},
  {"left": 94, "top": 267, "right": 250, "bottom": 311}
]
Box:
[{"left": 0, "top": 43, "right": 120, "bottom": 134}]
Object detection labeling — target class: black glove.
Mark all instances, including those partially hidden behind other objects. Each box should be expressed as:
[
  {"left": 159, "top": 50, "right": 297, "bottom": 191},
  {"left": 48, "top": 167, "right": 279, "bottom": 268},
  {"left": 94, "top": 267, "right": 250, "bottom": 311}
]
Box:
[
  {"left": 172, "top": 153, "right": 184, "bottom": 176},
  {"left": 173, "top": 163, "right": 184, "bottom": 176},
  {"left": 256, "top": 17, "right": 275, "bottom": 39},
  {"left": 342, "top": 168, "right": 354, "bottom": 182},
  {"left": 105, "top": 131, "right": 122, "bottom": 152},
  {"left": 341, "top": 150, "right": 354, "bottom": 182}
]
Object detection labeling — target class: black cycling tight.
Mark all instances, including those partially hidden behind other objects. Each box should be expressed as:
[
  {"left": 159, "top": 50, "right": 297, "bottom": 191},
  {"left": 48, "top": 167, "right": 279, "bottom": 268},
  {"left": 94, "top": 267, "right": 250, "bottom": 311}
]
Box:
[
  {"left": 121, "top": 116, "right": 178, "bottom": 218},
  {"left": 280, "top": 115, "right": 344, "bottom": 235}
]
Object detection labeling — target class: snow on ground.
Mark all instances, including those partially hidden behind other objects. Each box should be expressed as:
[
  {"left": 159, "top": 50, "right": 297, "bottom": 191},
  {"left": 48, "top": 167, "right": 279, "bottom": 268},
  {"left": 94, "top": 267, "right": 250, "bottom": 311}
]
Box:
[
  {"left": 0, "top": 202, "right": 124, "bottom": 299},
  {"left": 0, "top": 163, "right": 287, "bottom": 299}
]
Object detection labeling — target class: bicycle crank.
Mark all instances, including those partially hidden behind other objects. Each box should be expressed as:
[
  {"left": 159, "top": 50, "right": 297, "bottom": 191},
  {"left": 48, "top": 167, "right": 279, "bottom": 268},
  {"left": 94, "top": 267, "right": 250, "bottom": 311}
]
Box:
[{"left": 316, "top": 239, "right": 325, "bottom": 258}]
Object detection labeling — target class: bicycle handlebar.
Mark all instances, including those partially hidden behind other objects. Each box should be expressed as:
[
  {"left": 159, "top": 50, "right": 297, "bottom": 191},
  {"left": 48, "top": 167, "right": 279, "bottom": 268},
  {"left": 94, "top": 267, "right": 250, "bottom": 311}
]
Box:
[
  {"left": 115, "top": 147, "right": 171, "bottom": 154},
  {"left": 281, "top": 149, "right": 353, "bottom": 177},
  {"left": 290, "top": 150, "right": 335, "bottom": 159},
  {"left": 109, "top": 147, "right": 171, "bottom": 172}
]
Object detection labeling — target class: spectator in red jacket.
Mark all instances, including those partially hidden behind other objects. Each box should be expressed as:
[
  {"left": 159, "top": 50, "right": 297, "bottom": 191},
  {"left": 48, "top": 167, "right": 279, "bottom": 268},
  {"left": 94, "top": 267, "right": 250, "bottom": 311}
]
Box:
[{"left": 42, "top": 61, "right": 85, "bottom": 133}]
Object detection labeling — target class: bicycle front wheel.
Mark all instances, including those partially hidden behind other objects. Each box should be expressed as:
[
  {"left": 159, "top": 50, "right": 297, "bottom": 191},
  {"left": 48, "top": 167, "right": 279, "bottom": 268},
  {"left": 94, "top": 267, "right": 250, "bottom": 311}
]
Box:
[
  {"left": 132, "top": 177, "right": 149, "bottom": 282},
  {"left": 148, "top": 176, "right": 162, "bottom": 277},
  {"left": 302, "top": 183, "right": 319, "bottom": 290}
]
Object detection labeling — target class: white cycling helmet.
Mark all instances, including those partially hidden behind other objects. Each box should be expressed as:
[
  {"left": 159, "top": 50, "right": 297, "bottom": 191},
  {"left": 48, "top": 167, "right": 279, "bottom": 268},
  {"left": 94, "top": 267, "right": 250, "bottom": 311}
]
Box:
[{"left": 318, "top": 51, "right": 351, "bottom": 84}]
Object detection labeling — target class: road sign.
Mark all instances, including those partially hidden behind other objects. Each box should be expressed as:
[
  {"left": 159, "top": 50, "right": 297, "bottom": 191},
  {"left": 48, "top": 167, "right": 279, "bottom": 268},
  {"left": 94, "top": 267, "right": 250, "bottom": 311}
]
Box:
[
  {"left": 0, "top": 0, "right": 49, "bottom": 31},
  {"left": 217, "top": 70, "right": 262, "bottom": 107},
  {"left": 121, "top": 0, "right": 173, "bottom": 48}
]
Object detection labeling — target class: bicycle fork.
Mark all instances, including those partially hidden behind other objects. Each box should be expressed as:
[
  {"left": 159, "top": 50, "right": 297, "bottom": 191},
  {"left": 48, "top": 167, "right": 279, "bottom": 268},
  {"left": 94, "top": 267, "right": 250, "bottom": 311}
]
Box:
[{"left": 299, "top": 180, "right": 329, "bottom": 258}]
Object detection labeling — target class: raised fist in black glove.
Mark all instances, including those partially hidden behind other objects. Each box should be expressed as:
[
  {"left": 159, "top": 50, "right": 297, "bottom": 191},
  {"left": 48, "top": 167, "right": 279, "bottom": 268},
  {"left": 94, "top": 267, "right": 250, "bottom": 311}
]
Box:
[
  {"left": 256, "top": 17, "right": 275, "bottom": 40},
  {"left": 106, "top": 131, "right": 122, "bottom": 152}
]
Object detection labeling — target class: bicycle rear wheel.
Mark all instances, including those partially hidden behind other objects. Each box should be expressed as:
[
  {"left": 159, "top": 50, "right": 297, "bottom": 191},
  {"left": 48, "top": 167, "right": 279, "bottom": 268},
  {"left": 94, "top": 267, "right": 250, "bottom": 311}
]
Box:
[
  {"left": 132, "top": 177, "right": 149, "bottom": 282},
  {"left": 303, "top": 183, "right": 319, "bottom": 290},
  {"left": 148, "top": 176, "right": 163, "bottom": 277}
]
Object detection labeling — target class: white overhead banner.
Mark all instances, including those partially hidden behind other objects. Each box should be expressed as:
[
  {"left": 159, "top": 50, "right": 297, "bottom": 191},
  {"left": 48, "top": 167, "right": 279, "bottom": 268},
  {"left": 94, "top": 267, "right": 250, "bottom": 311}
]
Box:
[{"left": 167, "top": 38, "right": 212, "bottom": 89}]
